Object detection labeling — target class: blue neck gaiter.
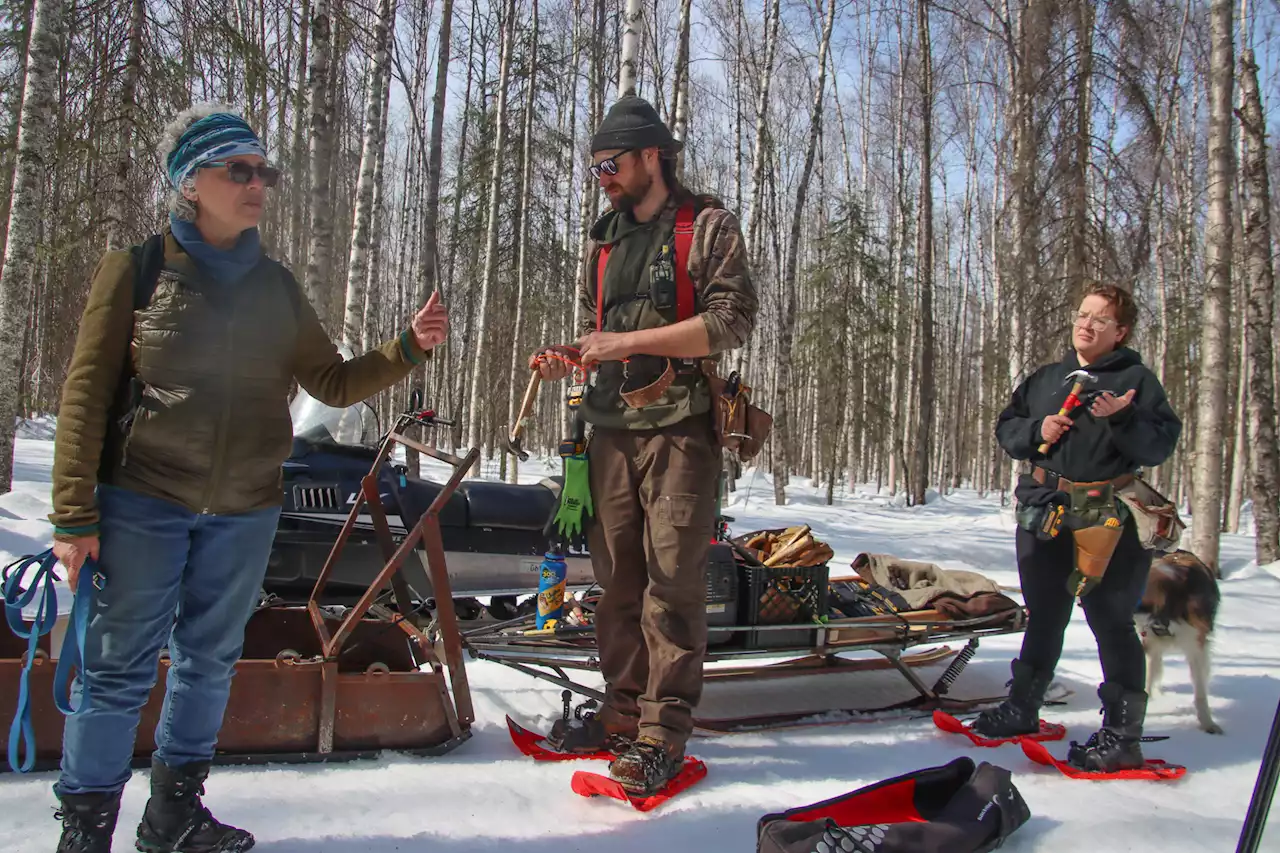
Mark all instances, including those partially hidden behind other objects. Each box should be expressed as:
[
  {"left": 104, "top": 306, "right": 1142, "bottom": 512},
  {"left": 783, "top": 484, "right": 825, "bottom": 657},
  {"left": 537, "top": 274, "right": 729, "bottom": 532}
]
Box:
[{"left": 169, "top": 214, "right": 262, "bottom": 284}]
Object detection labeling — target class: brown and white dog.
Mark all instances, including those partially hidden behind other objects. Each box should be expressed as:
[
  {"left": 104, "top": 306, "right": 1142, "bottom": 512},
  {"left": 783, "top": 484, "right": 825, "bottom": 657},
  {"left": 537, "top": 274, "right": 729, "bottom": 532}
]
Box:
[{"left": 1134, "top": 549, "right": 1223, "bottom": 734}]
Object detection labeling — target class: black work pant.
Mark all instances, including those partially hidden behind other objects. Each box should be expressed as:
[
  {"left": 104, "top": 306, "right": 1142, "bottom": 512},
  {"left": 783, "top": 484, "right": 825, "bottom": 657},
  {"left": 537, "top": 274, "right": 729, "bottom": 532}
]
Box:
[{"left": 1015, "top": 519, "right": 1151, "bottom": 693}]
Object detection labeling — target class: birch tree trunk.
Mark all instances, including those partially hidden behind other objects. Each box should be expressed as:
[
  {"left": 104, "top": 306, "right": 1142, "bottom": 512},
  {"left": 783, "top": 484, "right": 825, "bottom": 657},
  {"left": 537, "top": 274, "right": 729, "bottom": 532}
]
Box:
[
  {"left": 105, "top": 0, "right": 144, "bottom": 251},
  {"left": 506, "top": 0, "right": 539, "bottom": 484},
  {"left": 1191, "top": 0, "right": 1235, "bottom": 572},
  {"left": 619, "top": 0, "right": 643, "bottom": 98},
  {"left": 670, "top": 0, "right": 691, "bottom": 177},
  {"left": 911, "top": 0, "right": 935, "bottom": 506},
  {"left": 1239, "top": 47, "right": 1280, "bottom": 565},
  {"left": 289, "top": 0, "right": 311, "bottom": 269},
  {"left": 745, "top": 0, "right": 780, "bottom": 255},
  {"left": 464, "top": 0, "right": 517, "bottom": 461},
  {"left": 342, "top": 0, "right": 395, "bottom": 349},
  {"left": 0, "top": 0, "right": 61, "bottom": 494},
  {"left": 303, "top": 0, "right": 335, "bottom": 316},
  {"left": 771, "top": 0, "right": 835, "bottom": 505}
]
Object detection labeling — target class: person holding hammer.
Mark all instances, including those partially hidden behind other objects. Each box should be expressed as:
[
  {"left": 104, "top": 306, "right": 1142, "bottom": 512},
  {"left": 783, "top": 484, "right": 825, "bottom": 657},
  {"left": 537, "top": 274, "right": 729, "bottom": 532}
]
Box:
[{"left": 972, "top": 283, "right": 1182, "bottom": 774}]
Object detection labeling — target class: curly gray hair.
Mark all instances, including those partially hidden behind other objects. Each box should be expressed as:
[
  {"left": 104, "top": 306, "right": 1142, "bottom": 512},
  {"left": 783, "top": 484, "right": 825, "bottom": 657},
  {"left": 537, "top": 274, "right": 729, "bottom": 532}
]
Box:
[{"left": 157, "top": 102, "right": 246, "bottom": 222}]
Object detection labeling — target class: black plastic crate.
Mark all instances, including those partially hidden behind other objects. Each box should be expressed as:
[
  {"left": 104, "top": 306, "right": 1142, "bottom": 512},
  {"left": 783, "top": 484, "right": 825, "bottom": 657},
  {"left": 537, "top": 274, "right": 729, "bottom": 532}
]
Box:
[
  {"left": 705, "top": 544, "right": 739, "bottom": 646},
  {"left": 737, "top": 563, "right": 829, "bottom": 648}
]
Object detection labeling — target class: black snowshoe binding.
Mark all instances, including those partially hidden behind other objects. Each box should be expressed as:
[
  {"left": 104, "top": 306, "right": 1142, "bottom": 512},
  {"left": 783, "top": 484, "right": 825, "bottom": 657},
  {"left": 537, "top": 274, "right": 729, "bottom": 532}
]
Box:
[
  {"left": 608, "top": 736, "right": 685, "bottom": 797},
  {"left": 54, "top": 791, "right": 122, "bottom": 853},
  {"left": 970, "top": 658, "right": 1054, "bottom": 739},
  {"left": 544, "top": 693, "right": 635, "bottom": 756},
  {"left": 135, "top": 758, "right": 254, "bottom": 852},
  {"left": 1067, "top": 682, "right": 1160, "bottom": 773}
]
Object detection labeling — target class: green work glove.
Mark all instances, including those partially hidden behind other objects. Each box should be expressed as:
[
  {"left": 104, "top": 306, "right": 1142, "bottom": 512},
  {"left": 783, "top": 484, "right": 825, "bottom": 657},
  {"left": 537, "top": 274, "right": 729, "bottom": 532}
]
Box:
[{"left": 553, "top": 454, "right": 594, "bottom": 539}]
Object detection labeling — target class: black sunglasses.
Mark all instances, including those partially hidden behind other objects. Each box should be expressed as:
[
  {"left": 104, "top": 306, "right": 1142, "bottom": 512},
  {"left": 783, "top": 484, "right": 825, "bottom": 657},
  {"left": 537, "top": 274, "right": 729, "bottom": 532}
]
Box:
[
  {"left": 203, "top": 160, "right": 281, "bottom": 187},
  {"left": 590, "top": 149, "right": 635, "bottom": 180}
]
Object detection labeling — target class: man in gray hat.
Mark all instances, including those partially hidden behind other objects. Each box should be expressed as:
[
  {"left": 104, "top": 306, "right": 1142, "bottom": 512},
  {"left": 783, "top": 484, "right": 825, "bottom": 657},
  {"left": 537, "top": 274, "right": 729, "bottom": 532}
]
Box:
[{"left": 530, "top": 95, "right": 758, "bottom": 796}]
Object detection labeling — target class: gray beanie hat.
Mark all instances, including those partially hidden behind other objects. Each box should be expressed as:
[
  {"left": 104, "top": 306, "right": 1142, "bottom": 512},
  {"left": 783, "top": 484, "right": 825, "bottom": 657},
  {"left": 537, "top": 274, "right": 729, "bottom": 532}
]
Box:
[{"left": 590, "top": 95, "right": 683, "bottom": 155}]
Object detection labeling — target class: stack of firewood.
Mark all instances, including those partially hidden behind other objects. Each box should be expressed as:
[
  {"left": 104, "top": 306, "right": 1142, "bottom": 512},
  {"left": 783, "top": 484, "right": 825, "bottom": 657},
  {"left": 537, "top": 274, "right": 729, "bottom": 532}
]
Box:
[{"left": 739, "top": 526, "right": 834, "bottom": 568}]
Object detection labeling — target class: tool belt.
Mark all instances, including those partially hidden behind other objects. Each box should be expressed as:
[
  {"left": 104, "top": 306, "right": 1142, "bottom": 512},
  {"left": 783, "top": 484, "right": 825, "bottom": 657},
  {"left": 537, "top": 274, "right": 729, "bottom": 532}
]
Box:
[
  {"left": 1030, "top": 465, "right": 1183, "bottom": 552},
  {"left": 700, "top": 359, "right": 772, "bottom": 462},
  {"left": 617, "top": 355, "right": 689, "bottom": 409}
]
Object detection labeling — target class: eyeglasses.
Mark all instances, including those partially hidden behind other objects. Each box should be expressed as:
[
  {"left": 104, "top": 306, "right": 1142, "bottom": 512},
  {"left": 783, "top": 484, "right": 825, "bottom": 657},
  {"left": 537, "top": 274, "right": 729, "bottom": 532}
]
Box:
[
  {"left": 202, "top": 160, "right": 281, "bottom": 187},
  {"left": 1073, "top": 311, "right": 1117, "bottom": 331},
  {"left": 590, "top": 149, "right": 635, "bottom": 180}
]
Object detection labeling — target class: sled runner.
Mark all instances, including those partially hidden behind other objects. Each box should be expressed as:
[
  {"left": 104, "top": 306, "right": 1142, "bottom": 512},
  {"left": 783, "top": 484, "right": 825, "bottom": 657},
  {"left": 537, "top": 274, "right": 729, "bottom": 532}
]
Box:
[
  {"left": 932, "top": 710, "right": 1066, "bottom": 746},
  {"left": 570, "top": 757, "right": 707, "bottom": 811},
  {"left": 1020, "top": 738, "right": 1187, "bottom": 780}
]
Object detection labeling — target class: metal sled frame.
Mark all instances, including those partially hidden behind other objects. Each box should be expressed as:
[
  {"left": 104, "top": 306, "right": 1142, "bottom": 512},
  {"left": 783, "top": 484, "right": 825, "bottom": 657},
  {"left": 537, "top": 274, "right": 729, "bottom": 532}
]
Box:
[
  {"left": 305, "top": 408, "right": 480, "bottom": 737},
  {"left": 462, "top": 603, "right": 1028, "bottom": 716}
]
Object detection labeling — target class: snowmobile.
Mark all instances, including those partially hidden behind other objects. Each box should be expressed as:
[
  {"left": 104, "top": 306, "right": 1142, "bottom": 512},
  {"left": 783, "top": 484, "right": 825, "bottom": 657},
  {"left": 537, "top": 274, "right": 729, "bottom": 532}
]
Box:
[{"left": 262, "top": 387, "right": 595, "bottom": 618}]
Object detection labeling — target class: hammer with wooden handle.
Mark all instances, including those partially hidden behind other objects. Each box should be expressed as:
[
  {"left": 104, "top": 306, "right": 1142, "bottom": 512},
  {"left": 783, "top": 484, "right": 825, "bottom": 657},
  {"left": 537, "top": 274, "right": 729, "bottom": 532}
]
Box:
[{"left": 1037, "top": 368, "right": 1097, "bottom": 454}]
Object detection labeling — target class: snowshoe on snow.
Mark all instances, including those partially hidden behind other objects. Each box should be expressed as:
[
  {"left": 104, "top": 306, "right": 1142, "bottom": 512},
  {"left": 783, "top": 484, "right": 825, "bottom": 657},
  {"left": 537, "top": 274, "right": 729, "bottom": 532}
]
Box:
[
  {"left": 933, "top": 710, "right": 1065, "bottom": 747},
  {"left": 1058, "top": 682, "right": 1181, "bottom": 777},
  {"left": 1020, "top": 738, "right": 1185, "bottom": 780},
  {"left": 968, "top": 658, "right": 1055, "bottom": 740},
  {"left": 571, "top": 737, "right": 707, "bottom": 812},
  {"left": 506, "top": 716, "right": 620, "bottom": 761}
]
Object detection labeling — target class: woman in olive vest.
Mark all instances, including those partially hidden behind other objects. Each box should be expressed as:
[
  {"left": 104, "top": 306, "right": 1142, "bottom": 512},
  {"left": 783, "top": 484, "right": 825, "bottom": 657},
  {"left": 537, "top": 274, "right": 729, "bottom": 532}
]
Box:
[
  {"left": 973, "top": 283, "right": 1181, "bottom": 774},
  {"left": 46, "top": 104, "right": 447, "bottom": 853}
]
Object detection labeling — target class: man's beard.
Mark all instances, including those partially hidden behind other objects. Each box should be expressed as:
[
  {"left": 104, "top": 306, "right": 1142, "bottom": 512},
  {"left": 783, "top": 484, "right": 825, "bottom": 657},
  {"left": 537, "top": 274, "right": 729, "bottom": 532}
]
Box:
[{"left": 609, "top": 173, "right": 653, "bottom": 214}]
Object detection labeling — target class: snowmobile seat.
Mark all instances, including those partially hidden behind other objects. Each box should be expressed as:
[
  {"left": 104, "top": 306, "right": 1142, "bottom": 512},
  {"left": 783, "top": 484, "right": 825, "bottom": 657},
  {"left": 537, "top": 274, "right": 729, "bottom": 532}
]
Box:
[
  {"left": 458, "top": 479, "right": 561, "bottom": 531},
  {"left": 390, "top": 476, "right": 471, "bottom": 529}
]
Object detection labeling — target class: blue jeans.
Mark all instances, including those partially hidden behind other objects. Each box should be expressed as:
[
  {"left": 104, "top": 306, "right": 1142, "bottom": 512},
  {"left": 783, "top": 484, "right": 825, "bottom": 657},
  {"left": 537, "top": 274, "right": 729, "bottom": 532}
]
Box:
[{"left": 55, "top": 484, "right": 282, "bottom": 796}]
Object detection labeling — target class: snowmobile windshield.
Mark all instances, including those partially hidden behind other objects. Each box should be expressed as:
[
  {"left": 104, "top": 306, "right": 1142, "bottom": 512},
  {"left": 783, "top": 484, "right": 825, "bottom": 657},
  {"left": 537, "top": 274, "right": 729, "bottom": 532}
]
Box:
[{"left": 289, "top": 388, "right": 381, "bottom": 450}]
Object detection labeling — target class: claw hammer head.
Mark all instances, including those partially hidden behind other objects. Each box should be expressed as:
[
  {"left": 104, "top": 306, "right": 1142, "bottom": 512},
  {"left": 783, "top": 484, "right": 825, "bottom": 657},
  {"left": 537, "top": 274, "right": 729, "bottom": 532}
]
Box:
[{"left": 1064, "top": 369, "right": 1098, "bottom": 387}]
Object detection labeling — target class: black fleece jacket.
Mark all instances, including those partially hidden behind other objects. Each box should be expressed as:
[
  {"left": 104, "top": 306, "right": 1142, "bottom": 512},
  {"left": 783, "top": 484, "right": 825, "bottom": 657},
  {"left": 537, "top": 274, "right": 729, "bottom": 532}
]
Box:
[{"left": 997, "top": 347, "right": 1182, "bottom": 505}]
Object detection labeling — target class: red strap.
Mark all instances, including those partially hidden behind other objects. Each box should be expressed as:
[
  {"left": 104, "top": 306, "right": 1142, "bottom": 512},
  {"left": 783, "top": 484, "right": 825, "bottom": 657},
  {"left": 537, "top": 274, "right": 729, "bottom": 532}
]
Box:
[
  {"left": 596, "top": 201, "right": 698, "bottom": 332},
  {"left": 674, "top": 203, "right": 695, "bottom": 321}
]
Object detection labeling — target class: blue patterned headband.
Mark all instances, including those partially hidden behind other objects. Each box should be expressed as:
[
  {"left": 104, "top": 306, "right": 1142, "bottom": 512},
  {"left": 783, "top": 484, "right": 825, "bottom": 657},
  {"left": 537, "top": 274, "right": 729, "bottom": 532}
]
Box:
[{"left": 166, "top": 112, "right": 268, "bottom": 188}]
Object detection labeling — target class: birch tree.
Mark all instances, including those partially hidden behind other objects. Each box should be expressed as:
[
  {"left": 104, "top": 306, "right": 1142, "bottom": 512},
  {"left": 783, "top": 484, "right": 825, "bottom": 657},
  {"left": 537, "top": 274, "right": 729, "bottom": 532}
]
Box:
[
  {"left": 1190, "top": 0, "right": 1234, "bottom": 571},
  {"left": 1239, "top": 47, "right": 1279, "bottom": 565},
  {"left": 342, "top": 0, "right": 395, "bottom": 348},
  {"left": 0, "top": 0, "right": 62, "bottom": 494},
  {"left": 619, "top": 0, "right": 643, "bottom": 98}
]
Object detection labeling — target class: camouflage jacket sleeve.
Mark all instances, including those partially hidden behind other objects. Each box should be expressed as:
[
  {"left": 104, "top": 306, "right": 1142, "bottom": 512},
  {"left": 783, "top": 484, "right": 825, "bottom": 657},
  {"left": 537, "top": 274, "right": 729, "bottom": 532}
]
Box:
[{"left": 689, "top": 207, "right": 757, "bottom": 354}]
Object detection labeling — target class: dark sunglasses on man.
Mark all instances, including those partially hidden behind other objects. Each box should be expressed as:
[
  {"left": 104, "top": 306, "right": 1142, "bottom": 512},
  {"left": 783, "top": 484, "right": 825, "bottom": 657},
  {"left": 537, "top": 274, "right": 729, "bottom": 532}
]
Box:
[
  {"left": 203, "top": 160, "right": 281, "bottom": 187},
  {"left": 590, "top": 149, "right": 635, "bottom": 180}
]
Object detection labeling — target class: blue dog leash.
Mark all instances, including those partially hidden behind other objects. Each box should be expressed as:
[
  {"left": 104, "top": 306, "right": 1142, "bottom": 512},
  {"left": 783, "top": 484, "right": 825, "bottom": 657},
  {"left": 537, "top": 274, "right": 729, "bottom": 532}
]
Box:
[{"left": 2, "top": 549, "right": 103, "bottom": 772}]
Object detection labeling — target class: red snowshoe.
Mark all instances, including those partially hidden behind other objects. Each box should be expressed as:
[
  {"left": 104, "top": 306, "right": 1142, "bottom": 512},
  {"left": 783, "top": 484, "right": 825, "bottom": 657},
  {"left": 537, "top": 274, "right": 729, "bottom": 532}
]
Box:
[
  {"left": 505, "top": 716, "right": 614, "bottom": 762},
  {"left": 1020, "top": 739, "right": 1186, "bottom": 780},
  {"left": 933, "top": 710, "right": 1066, "bottom": 747},
  {"left": 570, "top": 757, "right": 707, "bottom": 812}
]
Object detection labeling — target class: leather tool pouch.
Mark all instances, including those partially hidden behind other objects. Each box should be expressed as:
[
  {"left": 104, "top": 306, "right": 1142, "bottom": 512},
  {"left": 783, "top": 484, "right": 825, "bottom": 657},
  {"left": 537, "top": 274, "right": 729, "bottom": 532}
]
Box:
[
  {"left": 702, "top": 361, "right": 772, "bottom": 462},
  {"left": 1116, "top": 477, "right": 1185, "bottom": 551}
]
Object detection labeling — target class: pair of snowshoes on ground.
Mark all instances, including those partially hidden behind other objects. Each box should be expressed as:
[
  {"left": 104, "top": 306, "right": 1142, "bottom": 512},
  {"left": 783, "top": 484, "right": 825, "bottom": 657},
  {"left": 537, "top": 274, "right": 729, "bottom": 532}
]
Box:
[
  {"left": 506, "top": 713, "right": 707, "bottom": 812},
  {"left": 933, "top": 658, "right": 1186, "bottom": 781}
]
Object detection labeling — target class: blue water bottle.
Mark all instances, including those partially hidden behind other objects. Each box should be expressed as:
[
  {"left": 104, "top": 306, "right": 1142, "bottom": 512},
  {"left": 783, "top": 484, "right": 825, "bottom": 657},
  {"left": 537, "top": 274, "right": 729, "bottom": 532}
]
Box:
[{"left": 536, "top": 551, "right": 568, "bottom": 629}]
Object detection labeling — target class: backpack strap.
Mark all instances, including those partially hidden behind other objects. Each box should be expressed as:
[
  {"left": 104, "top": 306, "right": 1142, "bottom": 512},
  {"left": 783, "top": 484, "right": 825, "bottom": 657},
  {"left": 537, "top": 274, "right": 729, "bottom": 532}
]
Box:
[
  {"left": 595, "top": 200, "right": 698, "bottom": 332},
  {"left": 130, "top": 232, "right": 166, "bottom": 311}
]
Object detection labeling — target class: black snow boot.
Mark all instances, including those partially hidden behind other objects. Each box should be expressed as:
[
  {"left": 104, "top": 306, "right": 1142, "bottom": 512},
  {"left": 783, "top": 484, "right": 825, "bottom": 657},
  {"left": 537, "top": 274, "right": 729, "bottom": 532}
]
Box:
[
  {"left": 1067, "top": 682, "right": 1148, "bottom": 773},
  {"left": 55, "top": 790, "right": 121, "bottom": 853},
  {"left": 135, "top": 759, "right": 254, "bottom": 853},
  {"left": 970, "top": 658, "right": 1054, "bottom": 739}
]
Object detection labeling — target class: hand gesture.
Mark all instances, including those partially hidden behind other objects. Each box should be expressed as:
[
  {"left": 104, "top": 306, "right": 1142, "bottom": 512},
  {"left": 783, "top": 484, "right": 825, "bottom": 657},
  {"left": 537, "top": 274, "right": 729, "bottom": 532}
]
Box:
[
  {"left": 1040, "top": 414, "right": 1073, "bottom": 446},
  {"left": 576, "top": 332, "right": 632, "bottom": 368},
  {"left": 412, "top": 290, "right": 448, "bottom": 351},
  {"left": 1090, "top": 389, "right": 1135, "bottom": 418},
  {"left": 52, "top": 536, "right": 100, "bottom": 591},
  {"left": 529, "top": 348, "right": 571, "bottom": 381}
]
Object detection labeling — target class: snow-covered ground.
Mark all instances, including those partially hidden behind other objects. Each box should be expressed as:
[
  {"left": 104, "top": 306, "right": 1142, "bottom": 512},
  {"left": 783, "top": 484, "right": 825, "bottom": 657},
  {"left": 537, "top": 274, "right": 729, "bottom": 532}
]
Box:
[{"left": 2, "top": 432, "right": 1278, "bottom": 852}]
